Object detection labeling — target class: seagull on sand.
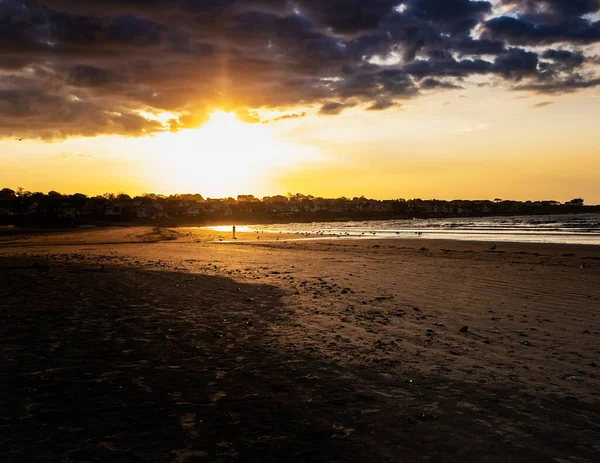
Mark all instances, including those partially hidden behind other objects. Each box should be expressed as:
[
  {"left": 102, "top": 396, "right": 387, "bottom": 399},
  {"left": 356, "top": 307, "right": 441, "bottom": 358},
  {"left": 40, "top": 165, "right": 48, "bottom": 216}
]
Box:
[
  {"left": 489, "top": 244, "right": 497, "bottom": 252},
  {"left": 580, "top": 264, "right": 585, "bottom": 271}
]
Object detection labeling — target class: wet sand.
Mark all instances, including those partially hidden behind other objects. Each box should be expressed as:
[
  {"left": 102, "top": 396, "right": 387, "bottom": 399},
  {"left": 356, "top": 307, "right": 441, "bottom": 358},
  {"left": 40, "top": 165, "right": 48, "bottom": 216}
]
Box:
[{"left": 1, "top": 226, "right": 599, "bottom": 461}]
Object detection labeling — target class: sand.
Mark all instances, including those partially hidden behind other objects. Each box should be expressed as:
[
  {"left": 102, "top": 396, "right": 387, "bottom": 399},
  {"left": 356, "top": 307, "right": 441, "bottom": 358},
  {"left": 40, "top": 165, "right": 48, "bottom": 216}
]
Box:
[{"left": 1, "top": 226, "right": 599, "bottom": 462}]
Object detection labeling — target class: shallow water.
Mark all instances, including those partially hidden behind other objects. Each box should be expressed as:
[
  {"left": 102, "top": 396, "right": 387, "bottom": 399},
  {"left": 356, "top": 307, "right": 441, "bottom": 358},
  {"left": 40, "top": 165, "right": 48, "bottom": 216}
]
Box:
[{"left": 206, "top": 213, "right": 600, "bottom": 245}]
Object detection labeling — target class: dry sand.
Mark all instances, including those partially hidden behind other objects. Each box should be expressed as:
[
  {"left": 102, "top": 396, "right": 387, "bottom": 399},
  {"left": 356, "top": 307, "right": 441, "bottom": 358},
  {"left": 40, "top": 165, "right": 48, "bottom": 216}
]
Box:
[{"left": 1, "top": 226, "right": 599, "bottom": 462}]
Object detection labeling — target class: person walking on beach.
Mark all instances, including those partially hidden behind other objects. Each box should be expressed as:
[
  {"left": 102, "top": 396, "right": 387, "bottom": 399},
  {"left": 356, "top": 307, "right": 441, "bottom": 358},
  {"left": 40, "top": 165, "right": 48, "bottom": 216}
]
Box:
[{"left": 232, "top": 225, "right": 237, "bottom": 240}]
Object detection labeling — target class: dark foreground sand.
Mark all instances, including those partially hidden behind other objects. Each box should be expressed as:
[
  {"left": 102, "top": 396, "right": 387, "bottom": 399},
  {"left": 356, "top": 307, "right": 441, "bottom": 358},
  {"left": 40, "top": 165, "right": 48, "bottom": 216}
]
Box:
[{"left": 1, "top": 226, "right": 599, "bottom": 462}]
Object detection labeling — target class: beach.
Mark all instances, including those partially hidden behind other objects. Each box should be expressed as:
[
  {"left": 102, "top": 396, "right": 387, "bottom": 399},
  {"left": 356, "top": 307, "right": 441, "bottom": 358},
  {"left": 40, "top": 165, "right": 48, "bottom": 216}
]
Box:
[{"left": 1, "top": 226, "right": 599, "bottom": 461}]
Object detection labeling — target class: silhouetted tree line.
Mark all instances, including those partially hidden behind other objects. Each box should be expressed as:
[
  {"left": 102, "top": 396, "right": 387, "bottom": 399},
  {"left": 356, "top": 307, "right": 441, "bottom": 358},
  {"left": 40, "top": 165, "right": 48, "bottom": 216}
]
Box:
[{"left": 0, "top": 187, "right": 595, "bottom": 228}]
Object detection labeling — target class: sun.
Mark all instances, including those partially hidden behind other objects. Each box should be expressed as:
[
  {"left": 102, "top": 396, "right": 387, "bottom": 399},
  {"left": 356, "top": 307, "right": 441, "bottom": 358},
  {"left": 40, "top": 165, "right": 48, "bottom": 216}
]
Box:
[
  {"left": 144, "top": 110, "right": 320, "bottom": 197},
  {"left": 207, "top": 110, "right": 239, "bottom": 127}
]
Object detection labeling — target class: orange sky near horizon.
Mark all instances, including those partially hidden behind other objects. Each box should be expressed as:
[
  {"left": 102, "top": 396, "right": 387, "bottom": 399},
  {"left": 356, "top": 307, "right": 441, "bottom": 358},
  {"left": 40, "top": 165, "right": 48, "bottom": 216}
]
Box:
[{"left": 2, "top": 86, "right": 599, "bottom": 204}]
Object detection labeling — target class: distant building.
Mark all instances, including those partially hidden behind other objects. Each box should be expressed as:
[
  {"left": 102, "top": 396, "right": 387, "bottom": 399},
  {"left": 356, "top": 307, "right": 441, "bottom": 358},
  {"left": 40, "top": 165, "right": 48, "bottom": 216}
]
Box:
[
  {"left": 187, "top": 206, "right": 202, "bottom": 217},
  {"left": 130, "top": 201, "right": 147, "bottom": 219},
  {"left": 566, "top": 198, "right": 584, "bottom": 207}
]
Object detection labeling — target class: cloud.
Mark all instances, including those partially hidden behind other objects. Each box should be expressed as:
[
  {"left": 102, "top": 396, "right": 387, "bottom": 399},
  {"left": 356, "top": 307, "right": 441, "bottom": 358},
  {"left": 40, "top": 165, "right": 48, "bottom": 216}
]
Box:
[
  {"left": 493, "top": 48, "right": 540, "bottom": 80},
  {"left": 483, "top": 1, "right": 600, "bottom": 46},
  {"left": 454, "top": 38, "right": 506, "bottom": 56},
  {"left": 420, "top": 78, "right": 463, "bottom": 90},
  {"left": 0, "top": 75, "right": 164, "bottom": 139},
  {"left": 265, "top": 112, "right": 308, "bottom": 123},
  {"left": 67, "top": 65, "right": 120, "bottom": 87},
  {"left": 319, "top": 101, "right": 356, "bottom": 115},
  {"left": 496, "top": 0, "right": 599, "bottom": 18},
  {"left": 366, "top": 99, "right": 398, "bottom": 111},
  {"left": 405, "top": 0, "right": 493, "bottom": 34},
  {"left": 514, "top": 76, "right": 600, "bottom": 93},
  {"left": 531, "top": 101, "right": 555, "bottom": 108},
  {"left": 295, "top": 0, "right": 401, "bottom": 33},
  {"left": 0, "top": 0, "right": 598, "bottom": 139},
  {"left": 235, "top": 110, "right": 261, "bottom": 124},
  {"left": 483, "top": 16, "right": 600, "bottom": 46},
  {"left": 55, "top": 152, "right": 92, "bottom": 159}
]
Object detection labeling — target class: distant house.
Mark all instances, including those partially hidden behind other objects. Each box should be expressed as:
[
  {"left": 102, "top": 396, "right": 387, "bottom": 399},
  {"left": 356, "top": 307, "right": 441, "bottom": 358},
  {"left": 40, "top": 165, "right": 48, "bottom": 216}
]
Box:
[
  {"left": 329, "top": 199, "right": 347, "bottom": 213},
  {"left": 150, "top": 202, "right": 167, "bottom": 219},
  {"left": 380, "top": 200, "right": 396, "bottom": 212},
  {"left": 187, "top": 206, "right": 202, "bottom": 217},
  {"left": 364, "top": 200, "right": 382, "bottom": 212},
  {"left": 165, "top": 200, "right": 189, "bottom": 217},
  {"left": 33, "top": 198, "right": 80, "bottom": 226},
  {"left": 202, "top": 200, "right": 223, "bottom": 215},
  {"left": 130, "top": 201, "right": 147, "bottom": 219},
  {"left": 268, "top": 202, "right": 288, "bottom": 213},
  {"left": 263, "top": 196, "right": 289, "bottom": 214},
  {"left": 81, "top": 200, "right": 107, "bottom": 219},
  {"left": 312, "top": 198, "right": 330, "bottom": 211},
  {"left": 103, "top": 203, "right": 124, "bottom": 221},
  {"left": 566, "top": 198, "right": 584, "bottom": 207}
]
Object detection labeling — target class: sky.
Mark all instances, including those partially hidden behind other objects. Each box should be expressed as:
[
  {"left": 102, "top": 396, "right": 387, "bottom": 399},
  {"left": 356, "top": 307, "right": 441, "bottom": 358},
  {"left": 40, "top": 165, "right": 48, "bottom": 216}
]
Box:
[{"left": 1, "top": 0, "right": 600, "bottom": 202}]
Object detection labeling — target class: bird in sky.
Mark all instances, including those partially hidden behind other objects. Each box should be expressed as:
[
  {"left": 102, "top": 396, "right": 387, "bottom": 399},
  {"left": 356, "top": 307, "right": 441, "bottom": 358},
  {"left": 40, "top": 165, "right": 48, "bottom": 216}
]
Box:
[{"left": 15, "top": 138, "right": 24, "bottom": 142}]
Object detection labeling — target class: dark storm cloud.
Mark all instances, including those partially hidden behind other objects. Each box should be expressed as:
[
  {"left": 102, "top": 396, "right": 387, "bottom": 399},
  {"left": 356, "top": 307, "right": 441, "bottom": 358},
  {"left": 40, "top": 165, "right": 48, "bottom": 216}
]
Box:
[
  {"left": 420, "top": 78, "right": 463, "bottom": 90},
  {"left": 483, "top": 16, "right": 600, "bottom": 45},
  {"left": 67, "top": 65, "right": 121, "bottom": 87},
  {"left": 296, "top": 0, "right": 400, "bottom": 34},
  {"left": 483, "top": 0, "right": 600, "bottom": 46},
  {"left": 405, "top": 0, "right": 492, "bottom": 34},
  {"left": 335, "top": 69, "right": 418, "bottom": 102},
  {"left": 454, "top": 38, "right": 506, "bottom": 56},
  {"left": 542, "top": 49, "right": 587, "bottom": 66},
  {"left": 403, "top": 58, "right": 493, "bottom": 79},
  {"left": 497, "top": 0, "right": 599, "bottom": 17},
  {"left": 493, "top": 48, "right": 540, "bottom": 80},
  {"left": 0, "top": 68, "right": 163, "bottom": 139},
  {"left": 0, "top": 0, "right": 599, "bottom": 139}
]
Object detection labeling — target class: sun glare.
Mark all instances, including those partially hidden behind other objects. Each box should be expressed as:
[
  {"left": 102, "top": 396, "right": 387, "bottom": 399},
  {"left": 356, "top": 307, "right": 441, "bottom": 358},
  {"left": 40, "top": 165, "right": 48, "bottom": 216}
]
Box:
[
  {"left": 144, "top": 111, "right": 320, "bottom": 197},
  {"left": 208, "top": 110, "right": 238, "bottom": 126}
]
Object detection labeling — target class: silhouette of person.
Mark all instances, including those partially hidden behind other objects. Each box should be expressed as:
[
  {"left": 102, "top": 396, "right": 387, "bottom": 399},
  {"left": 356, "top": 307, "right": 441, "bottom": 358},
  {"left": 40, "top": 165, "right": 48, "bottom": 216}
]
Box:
[{"left": 232, "top": 225, "right": 236, "bottom": 239}]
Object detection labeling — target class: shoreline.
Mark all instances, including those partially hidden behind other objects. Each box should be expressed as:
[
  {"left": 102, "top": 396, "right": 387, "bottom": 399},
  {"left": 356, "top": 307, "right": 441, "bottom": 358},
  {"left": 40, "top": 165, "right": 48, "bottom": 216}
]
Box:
[
  {"left": 2, "top": 225, "right": 600, "bottom": 254},
  {"left": 3, "top": 208, "right": 600, "bottom": 248}
]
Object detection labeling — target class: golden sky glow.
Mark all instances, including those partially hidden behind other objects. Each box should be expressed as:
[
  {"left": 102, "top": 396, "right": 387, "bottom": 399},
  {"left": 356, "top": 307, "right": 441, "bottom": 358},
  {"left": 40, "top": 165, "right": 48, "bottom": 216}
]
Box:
[
  {"left": 143, "top": 110, "right": 322, "bottom": 198},
  {"left": 2, "top": 86, "right": 599, "bottom": 203}
]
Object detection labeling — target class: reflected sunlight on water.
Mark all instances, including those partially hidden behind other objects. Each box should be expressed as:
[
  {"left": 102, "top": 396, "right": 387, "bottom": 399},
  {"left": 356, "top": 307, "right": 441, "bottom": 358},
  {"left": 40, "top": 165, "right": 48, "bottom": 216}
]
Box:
[
  {"left": 203, "top": 225, "right": 253, "bottom": 233},
  {"left": 196, "top": 213, "right": 600, "bottom": 245}
]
